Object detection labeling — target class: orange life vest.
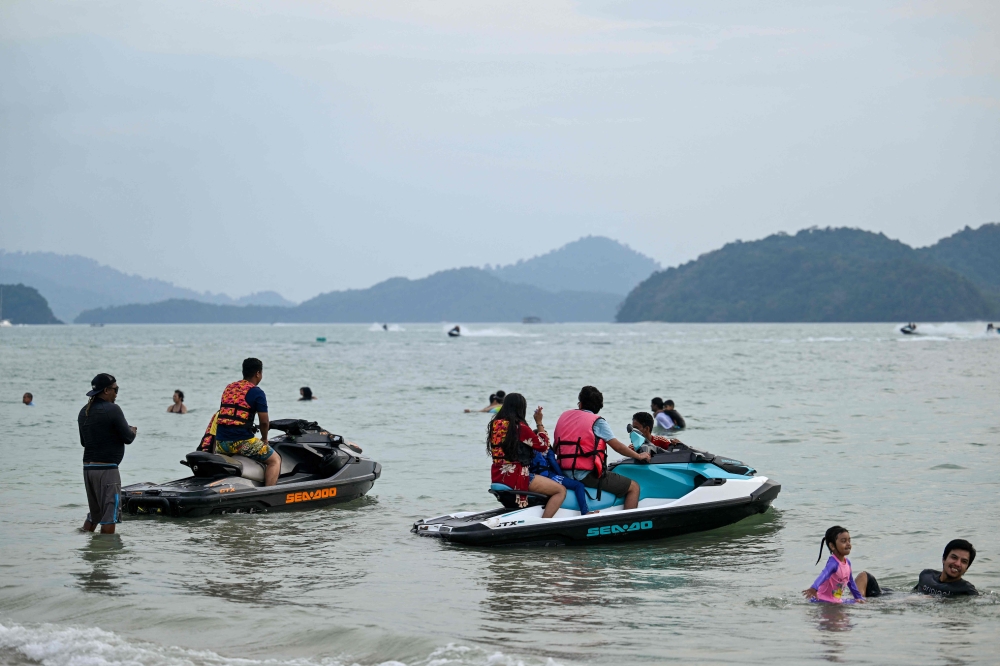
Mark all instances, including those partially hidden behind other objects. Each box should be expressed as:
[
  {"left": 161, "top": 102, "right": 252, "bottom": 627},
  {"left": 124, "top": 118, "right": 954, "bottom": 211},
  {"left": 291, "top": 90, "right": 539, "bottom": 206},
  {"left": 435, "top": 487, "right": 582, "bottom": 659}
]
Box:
[
  {"left": 553, "top": 409, "right": 607, "bottom": 477},
  {"left": 217, "top": 380, "right": 256, "bottom": 427}
]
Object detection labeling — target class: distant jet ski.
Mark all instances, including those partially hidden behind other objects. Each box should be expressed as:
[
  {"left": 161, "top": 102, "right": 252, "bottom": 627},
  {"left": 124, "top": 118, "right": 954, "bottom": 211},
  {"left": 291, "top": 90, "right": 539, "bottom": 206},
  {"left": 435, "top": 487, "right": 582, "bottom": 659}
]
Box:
[
  {"left": 448, "top": 325, "right": 461, "bottom": 338},
  {"left": 900, "top": 323, "right": 919, "bottom": 335},
  {"left": 121, "top": 419, "right": 380, "bottom": 517},
  {"left": 413, "top": 444, "right": 779, "bottom": 546}
]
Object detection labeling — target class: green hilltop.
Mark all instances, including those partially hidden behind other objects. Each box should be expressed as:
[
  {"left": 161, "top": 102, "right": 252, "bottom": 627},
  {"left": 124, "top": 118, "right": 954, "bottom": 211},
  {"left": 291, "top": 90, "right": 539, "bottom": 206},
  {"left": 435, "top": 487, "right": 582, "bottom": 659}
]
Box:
[{"left": 617, "top": 226, "right": 999, "bottom": 323}]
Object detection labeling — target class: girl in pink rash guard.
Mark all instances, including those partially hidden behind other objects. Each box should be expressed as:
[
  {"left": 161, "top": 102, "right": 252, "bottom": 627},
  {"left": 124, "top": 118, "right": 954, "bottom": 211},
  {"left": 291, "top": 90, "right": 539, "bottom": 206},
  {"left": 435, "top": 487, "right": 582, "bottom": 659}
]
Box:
[{"left": 802, "top": 526, "right": 865, "bottom": 604}]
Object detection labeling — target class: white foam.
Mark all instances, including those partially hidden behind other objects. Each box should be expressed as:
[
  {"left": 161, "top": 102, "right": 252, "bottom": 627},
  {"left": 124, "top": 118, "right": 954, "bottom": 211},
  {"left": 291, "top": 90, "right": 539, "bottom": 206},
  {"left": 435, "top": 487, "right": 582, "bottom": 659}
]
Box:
[
  {"left": 368, "top": 324, "right": 405, "bottom": 332},
  {"left": 441, "top": 326, "right": 522, "bottom": 337},
  {"left": 895, "top": 323, "right": 996, "bottom": 340},
  {"left": 0, "top": 623, "right": 557, "bottom": 666}
]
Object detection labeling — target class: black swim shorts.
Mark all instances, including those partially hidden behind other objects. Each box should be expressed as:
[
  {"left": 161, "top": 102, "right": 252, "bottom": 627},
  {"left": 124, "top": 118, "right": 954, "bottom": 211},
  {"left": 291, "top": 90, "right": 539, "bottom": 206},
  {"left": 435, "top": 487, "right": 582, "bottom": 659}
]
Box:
[
  {"left": 580, "top": 470, "right": 633, "bottom": 498},
  {"left": 83, "top": 464, "right": 122, "bottom": 525}
]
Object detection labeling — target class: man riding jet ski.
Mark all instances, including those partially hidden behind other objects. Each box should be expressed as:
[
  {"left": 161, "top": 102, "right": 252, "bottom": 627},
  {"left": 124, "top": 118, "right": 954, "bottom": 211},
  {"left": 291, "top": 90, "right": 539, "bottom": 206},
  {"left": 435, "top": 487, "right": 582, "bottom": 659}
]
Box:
[{"left": 121, "top": 419, "right": 381, "bottom": 517}]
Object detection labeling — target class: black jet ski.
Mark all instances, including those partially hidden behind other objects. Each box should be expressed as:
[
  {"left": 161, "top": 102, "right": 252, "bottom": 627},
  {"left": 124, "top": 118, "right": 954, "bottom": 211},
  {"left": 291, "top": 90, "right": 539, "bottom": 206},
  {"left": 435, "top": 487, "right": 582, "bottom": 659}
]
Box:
[
  {"left": 900, "top": 323, "right": 918, "bottom": 335},
  {"left": 413, "top": 444, "right": 779, "bottom": 546},
  {"left": 448, "top": 325, "right": 461, "bottom": 338},
  {"left": 122, "top": 419, "right": 381, "bottom": 517}
]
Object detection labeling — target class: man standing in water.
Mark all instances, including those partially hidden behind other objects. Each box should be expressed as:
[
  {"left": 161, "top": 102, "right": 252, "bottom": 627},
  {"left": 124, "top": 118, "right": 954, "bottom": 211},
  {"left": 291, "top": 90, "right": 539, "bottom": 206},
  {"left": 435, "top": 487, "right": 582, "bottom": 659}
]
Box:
[
  {"left": 214, "top": 358, "right": 280, "bottom": 486},
  {"left": 79, "top": 373, "right": 137, "bottom": 534}
]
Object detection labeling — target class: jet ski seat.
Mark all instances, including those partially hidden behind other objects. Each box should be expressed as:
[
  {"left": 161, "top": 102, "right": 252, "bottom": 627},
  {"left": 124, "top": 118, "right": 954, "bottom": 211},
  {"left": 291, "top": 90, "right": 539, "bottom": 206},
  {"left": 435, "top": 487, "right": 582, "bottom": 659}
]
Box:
[
  {"left": 489, "top": 483, "right": 623, "bottom": 512},
  {"left": 184, "top": 451, "right": 266, "bottom": 482}
]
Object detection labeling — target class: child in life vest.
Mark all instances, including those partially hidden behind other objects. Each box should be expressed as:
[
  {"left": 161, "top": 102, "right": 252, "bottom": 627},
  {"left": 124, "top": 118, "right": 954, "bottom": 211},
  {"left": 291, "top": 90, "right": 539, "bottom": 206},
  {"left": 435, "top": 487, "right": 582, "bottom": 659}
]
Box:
[{"left": 802, "top": 525, "right": 865, "bottom": 603}]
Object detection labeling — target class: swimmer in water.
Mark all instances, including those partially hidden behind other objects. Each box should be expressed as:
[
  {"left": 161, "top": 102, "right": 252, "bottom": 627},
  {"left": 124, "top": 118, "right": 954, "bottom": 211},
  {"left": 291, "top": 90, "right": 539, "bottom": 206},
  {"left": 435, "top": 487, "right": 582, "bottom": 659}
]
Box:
[
  {"left": 167, "top": 390, "right": 187, "bottom": 413},
  {"left": 802, "top": 526, "right": 865, "bottom": 603},
  {"left": 466, "top": 392, "right": 502, "bottom": 413}
]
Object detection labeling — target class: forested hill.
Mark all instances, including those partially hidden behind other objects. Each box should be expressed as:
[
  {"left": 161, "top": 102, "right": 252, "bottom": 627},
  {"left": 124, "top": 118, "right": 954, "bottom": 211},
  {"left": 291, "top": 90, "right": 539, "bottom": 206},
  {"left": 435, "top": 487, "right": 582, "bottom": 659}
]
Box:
[
  {"left": 919, "top": 223, "right": 1000, "bottom": 297},
  {"left": 0, "top": 284, "right": 62, "bottom": 324},
  {"left": 76, "top": 268, "right": 623, "bottom": 324},
  {"left": 487, "top": 236, "right": 660, "bottom": 295},
  {"left": 617, "top": 227, "right": 996, "bottom": 323}
]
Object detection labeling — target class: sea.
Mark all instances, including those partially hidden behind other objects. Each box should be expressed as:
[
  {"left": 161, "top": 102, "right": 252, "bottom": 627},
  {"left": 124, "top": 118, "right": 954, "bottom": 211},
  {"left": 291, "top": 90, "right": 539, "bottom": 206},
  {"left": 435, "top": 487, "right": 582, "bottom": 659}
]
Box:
[{"left": 1, "top": 322, "right": 998, "bottom": 666}]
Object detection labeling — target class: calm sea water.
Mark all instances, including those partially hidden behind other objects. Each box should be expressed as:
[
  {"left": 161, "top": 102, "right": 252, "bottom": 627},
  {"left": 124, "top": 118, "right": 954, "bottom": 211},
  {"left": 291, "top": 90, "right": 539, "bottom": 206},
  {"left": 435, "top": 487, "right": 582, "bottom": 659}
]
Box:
[{"left": 1, "top": 322, "right": 998, "bottom": 666}]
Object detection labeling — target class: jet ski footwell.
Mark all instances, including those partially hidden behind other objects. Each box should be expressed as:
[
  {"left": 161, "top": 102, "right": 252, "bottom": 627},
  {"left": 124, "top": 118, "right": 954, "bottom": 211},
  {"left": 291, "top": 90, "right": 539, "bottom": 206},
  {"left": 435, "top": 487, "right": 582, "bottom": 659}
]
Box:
[{"left": 413, "top": 478, "right": 780, "bottom": 546}]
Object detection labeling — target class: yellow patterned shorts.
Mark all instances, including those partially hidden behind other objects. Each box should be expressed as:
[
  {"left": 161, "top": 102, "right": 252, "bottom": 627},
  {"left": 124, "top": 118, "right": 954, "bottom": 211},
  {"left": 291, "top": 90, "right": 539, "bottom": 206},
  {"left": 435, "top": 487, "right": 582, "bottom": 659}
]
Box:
[{"left": 216, "top": 437, "right": 274, "bottom": 462}]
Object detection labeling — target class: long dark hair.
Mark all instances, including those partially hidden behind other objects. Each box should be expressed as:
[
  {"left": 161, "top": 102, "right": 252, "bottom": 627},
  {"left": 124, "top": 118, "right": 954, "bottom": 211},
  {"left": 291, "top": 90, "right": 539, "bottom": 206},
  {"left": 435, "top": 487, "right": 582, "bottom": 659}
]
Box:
[
  {"left": 486, "top": 392, "right": 528, "bottom": 462},
  {"left": 817, "top": 525, "right": 849, "bottom": 564}
]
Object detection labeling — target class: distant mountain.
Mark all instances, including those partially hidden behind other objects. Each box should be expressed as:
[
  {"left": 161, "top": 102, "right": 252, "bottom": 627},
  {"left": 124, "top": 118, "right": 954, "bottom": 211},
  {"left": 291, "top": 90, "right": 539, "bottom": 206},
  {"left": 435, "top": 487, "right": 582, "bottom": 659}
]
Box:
[
  {"left": 919, "top": 223, "right": 1000, "bottom": 297},
  {"left": 617, "top": 228, "right": 995, "bottom": 323},
  {"left": 0, "top": 284, "right": 62, "bottom": 324},
  {"left": 488, "top": 236, "right": 660, "bottom": 296},
  {"left": 76, "top": 268, "right": 623, "bottom": 324},
  {"left": 0, "top": 251, "right": 294, "bottom": 322}
]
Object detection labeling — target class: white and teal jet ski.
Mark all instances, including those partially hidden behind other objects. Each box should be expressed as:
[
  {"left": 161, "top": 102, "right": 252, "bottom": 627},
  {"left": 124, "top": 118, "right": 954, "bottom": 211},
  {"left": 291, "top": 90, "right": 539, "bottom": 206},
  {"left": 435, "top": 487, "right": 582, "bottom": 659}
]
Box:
[{"left": 413, "top": 440, "right": 780, "bottom": 547}]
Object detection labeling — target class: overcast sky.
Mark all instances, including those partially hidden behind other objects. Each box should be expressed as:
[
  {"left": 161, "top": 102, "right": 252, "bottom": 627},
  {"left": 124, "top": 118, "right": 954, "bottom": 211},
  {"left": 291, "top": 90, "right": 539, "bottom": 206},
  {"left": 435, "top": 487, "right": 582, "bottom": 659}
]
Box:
[{"left": 1, "top": 1, "right": 998, "bottom": 301}]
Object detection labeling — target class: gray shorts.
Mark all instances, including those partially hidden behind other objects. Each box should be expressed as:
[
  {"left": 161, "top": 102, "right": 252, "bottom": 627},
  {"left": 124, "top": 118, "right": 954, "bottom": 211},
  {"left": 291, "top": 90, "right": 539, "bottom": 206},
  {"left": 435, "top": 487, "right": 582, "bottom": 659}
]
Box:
[
  {"left": 83, "top": 465, "right": 122, "bottom": 525},
  {"left": 580, "top": 470, "right": 633, "bottom": 497}
]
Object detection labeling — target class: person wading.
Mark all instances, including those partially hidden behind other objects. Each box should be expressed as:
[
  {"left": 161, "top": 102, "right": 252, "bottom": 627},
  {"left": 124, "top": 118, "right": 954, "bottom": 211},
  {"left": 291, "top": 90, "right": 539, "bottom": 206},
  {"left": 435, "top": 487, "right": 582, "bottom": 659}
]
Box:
[
  {"left": 79, "top": 373, "right": 137, "bottom": 534},
  {"left": 214, "top": 357, "right": 280, "bottom": 486}
]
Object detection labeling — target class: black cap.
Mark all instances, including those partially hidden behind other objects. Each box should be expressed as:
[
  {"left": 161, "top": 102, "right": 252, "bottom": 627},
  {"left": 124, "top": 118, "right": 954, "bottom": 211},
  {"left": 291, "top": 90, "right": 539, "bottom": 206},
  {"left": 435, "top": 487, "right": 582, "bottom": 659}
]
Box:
[{"left": 87, "top": 373, "right": 117, "bottom": 397}]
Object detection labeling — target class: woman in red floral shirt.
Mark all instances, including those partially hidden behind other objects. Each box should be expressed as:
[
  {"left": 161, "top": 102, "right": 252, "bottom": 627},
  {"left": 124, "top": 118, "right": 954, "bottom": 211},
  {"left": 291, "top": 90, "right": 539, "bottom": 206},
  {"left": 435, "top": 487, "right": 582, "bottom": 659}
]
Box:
[{"left": 488, "top": 393, "right": 566, "bottom": 518}]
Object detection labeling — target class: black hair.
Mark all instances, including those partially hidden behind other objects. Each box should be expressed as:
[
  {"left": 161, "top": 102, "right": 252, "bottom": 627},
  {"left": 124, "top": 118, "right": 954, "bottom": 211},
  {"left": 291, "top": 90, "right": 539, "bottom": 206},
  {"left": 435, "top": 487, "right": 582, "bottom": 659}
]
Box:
[
  {"left": 665, "top": 399, "right": 675, "bottom": 408},
  {"left": 943, "top": 539, "right": 976, "bottom": 566},
  {"left": 174, "top": 390, "right": 184, "bottom": 402},
  {"left": 651, "top": 397, "right": 664, "bottom": 409},
  {"left": 495, "top": 390, "right": 506, "bottom": 400},
  {"left": 242, "top": 357, "right": 263, "bottom": 379},
  {"left": 486, "top": 392, "right": 528, "bottom": 462},
  {"left": 579, "top": 386, "right": 603, "bottom": 413},
  {"left": 816, "top": 525, "right": 849, "bottom": 564},
  {"left": 632, "top": 411, "right": 654, "bottom": 430},
  {"left": 300, "top": 387, "right": 313, "bottom": 400},
  {"left": 488, "top": 394, "right": 497, "bottom": 404}
]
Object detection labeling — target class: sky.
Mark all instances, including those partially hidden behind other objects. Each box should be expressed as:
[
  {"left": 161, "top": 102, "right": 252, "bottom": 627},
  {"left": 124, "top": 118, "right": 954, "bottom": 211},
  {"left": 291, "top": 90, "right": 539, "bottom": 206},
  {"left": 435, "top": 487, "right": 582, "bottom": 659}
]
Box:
[{"left": 1, "top": 1, "right": 998, "bottom": 302}]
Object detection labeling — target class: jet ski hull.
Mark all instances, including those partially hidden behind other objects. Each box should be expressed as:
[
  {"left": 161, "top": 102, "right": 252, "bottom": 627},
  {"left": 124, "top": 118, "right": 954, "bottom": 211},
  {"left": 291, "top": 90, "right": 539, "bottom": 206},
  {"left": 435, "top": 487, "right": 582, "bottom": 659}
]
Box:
[
  {"left": 414, "top": 478, "right": 780, "bottom": 547},
  {"left": 122, "top": 460, "right": 380, "bottom": 517}
]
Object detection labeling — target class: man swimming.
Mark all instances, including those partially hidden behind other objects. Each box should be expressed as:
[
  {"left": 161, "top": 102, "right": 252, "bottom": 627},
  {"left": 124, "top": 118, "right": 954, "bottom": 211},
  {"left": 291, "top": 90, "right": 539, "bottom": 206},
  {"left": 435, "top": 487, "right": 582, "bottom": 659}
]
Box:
[{"left": 913, "top": 539, "right": 978, "bottom": 596}]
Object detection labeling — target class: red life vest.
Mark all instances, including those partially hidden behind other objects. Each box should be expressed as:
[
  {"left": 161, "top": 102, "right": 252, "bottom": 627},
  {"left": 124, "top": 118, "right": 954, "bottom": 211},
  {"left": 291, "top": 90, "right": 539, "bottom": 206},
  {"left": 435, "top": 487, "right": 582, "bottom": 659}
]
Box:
[
  {"left": 553, "top": 409, "right": 606, "bottom": 477},
  {"left": 217, "top": 380, "right": 255, "bottom": 427}
]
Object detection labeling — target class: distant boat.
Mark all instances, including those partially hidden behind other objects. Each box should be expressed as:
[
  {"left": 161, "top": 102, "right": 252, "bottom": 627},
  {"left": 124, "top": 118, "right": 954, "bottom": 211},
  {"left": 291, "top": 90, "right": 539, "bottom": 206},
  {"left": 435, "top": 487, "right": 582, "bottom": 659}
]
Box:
[{"left": 522, "top": 316, "right": 542, "bottom": 324}]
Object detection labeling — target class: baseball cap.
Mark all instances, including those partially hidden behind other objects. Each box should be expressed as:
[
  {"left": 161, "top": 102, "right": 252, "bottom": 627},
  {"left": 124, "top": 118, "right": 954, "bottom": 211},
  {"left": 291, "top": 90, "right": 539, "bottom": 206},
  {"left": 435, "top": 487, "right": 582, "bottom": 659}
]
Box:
[{"left": 87, "top": 373, "right": 117, "bottom": 397}]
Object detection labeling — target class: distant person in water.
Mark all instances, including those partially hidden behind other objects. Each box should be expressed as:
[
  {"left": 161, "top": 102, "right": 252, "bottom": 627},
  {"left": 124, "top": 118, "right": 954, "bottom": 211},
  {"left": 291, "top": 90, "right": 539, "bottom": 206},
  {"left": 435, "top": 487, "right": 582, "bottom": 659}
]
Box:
[
  {"left": 23, "top": 392, "right": 34, "bottom": 406},
  {"left": 988, "top": 323, "right": 995, "bottom": 333},
  {"left": 912, "top": 539, "right": 978, "bottom": 596},
  {"left": 167, "top": 390, "right": 187, "bottom": 413},
  {"left": 466, "top": 392, "right": 502, "bottom": 413},
  {"left": 650, "top": 397, "right": 685, "bottom": 434},
  {"left": 299, "top": 387, "right": 316, "bottom": 401},
  {"left": 802, "top": 526, "right": 865, "bottom": 603}
]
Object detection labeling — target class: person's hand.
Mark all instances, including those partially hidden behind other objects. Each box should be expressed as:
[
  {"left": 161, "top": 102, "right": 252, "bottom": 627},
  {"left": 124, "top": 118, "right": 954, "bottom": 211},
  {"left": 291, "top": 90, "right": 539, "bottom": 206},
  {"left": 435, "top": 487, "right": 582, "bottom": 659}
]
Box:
[
  {"left": 802, "top": 588, "right": 818, "bottom": 599},
  {"left": 533, "top": 406, "right": 544, "bottom": 426},
  {"left": 130, "top": 426, "right": 137, "bottom": 434},
  {"left": 636, "top": 451, "right": 651, "bottom": 462}
]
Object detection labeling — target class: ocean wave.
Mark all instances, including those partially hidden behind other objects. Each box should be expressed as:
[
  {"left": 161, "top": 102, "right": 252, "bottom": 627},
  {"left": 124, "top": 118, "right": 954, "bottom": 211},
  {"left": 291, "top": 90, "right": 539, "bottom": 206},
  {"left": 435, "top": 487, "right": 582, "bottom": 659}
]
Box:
[
  {"left": 442, "top": 326, "right": 524, "bottom": 337},
  {"left": 368, "top": 324, "right": 405, "bottom": 332},
  {"left": 0, "top": 623, "right": 558, "bottom": 666}
]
